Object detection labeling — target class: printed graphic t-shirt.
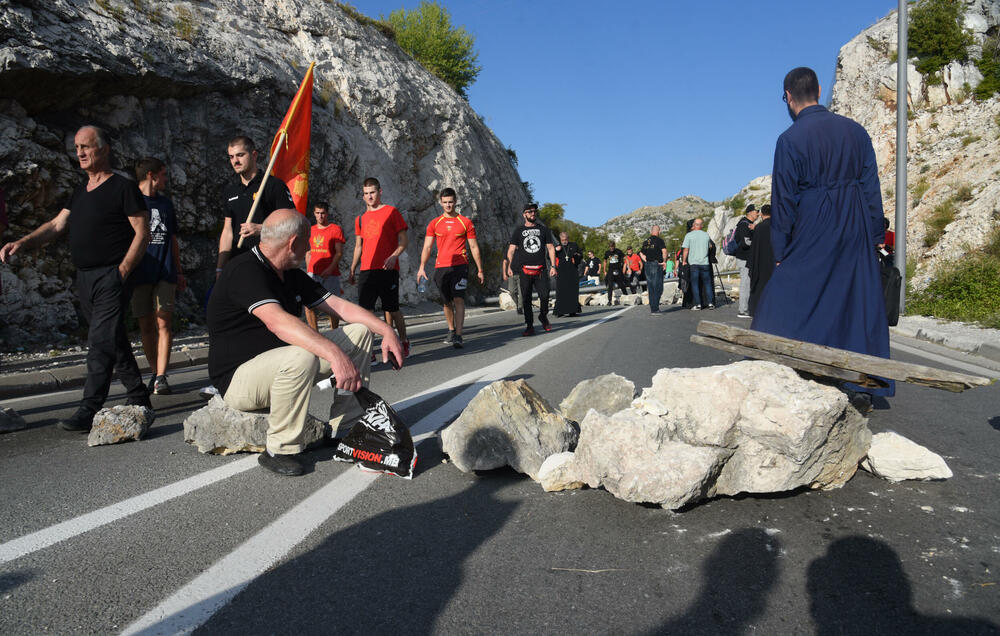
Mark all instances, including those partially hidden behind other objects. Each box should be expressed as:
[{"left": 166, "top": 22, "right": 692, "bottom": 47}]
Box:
[
  {"left": 308, "top": 223, "right": 346, "bottom": 276},
  {"left": 508, "top": 222, "right": 552, "bottom": 268},
  {"left": 426, "top": 213, "right": 477, "bottom": 268},
  {"left": 605, "top": 249, "right": 625, "bottom": 275}
]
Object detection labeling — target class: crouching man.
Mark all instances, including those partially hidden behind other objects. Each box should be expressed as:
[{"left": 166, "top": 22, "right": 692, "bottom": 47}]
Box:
[{"left": 207, "top": 209, "right": 405, "bottom": 476}]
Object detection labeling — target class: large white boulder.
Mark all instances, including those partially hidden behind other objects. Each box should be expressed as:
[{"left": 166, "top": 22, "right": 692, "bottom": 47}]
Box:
[{"left": 860, "top": 431, "right": 953, "bottom": 481}]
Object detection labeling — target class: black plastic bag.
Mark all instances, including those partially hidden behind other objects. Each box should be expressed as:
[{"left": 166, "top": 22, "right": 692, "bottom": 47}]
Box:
[
  {"left": 880, "top": 254, "right": 902, "bottom": 327},
  {"left": 333, "top": 387, "right": 417, "bottom": 479}
]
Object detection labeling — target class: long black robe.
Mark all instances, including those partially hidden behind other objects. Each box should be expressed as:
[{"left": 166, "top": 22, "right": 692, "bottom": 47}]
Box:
[
  {"left": 554, "top": 241, "right": 582, "bottom": 315},
  {"left": 748, "top": 217, "right": 775, "bottom": 317}
]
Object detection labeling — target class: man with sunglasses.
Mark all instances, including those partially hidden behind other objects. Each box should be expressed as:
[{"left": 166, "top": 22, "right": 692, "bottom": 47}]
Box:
[{"left": 505, "top": 203, "right": 556, "bottom": 336}]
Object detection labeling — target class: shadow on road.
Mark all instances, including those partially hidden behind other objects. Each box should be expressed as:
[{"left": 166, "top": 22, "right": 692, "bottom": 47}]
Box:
[
  {"left": 807, "top": 536, "right": 999, "bottom": 635},
  {"left": 197, "top": 431, "right": 521, "bottom": 634},
  {"left": 645, "top": 528, "right": 781, "bottom": 635}
]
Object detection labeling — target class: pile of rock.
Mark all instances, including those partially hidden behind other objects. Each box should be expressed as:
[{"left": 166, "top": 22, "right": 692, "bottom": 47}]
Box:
[{"left": 440, "top": 362, "right": 952, "bottom": 510}]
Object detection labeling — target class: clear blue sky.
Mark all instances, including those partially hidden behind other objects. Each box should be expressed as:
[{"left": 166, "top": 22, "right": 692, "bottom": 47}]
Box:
[{"left": 354, "top": 1, "right": 899, "bottom": 227}]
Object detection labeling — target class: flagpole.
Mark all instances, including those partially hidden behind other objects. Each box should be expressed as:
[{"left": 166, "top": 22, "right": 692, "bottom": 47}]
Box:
[{"left": 236, "top": 131, "right": 286, "bottom": 249}]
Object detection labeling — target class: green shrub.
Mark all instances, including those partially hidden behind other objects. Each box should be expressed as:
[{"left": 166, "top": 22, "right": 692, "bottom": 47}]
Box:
[
  {"left": 953, "top": 182, "right": 973, "bottom": 201},
  {"left": 727, "top": 193, "right": 747, "bottom": 214},
  {"left": 908, "top": 228, "right": 1000, "bottom": 327},
  {"left": 961, "top": 134, "right": 981, "bottom": 147},
  {"left": 923, "top": 198, "right": 956, "bottom": 247},
  {"left": 384, "top": 1, "right": 481, "bottom": 97},
  {"left": 974, "top": 35, "right": 1000, "bottom": 99},
  {"left": 909, "top": 0, "right": 973, "bottom": 77},
  {"left": 337, "top": 3, "right": 396, "bottom": 40}
]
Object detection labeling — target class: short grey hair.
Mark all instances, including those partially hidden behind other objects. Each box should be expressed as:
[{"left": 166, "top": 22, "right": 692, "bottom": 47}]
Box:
[
  {"left": 79, "top": 125, "right": 110, "bottom": 148},
  {"left": 260, "top": 211, "right": 309, "bottom": 246}
]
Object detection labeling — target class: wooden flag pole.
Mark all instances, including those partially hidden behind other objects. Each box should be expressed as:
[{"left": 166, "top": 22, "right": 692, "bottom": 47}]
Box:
[{"left": 236, "top": 131, "right": 286, "bottom": 249}]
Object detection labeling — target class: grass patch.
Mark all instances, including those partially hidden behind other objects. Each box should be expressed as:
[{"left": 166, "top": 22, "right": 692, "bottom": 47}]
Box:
[
  {"left": 911, "top": 177, "right": 930, "bottom": 207},
  {"left": 908, "top": 229, "right": 1000, "bottom": 328},
  {"left": 961, "top": 134, "right": 981, "bottom": 147},
  {"left": 174, "top": 6, "right": 197, "bottom": 42},
  {"left": 727, "top": 193, "right": 747, "bottom": 214},
  {"left": 952, "top": 182, "right": 973, "bottom": 202},
  {"left": 336, "top": 2, "right": 396, "bottom": 40},
  {"left": 923, "top": 198, "right": 956, "bottom": 247}
]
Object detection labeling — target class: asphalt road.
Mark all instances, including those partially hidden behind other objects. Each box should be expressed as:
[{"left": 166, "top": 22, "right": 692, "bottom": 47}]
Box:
[{"left": 1, "top": 303, "right": 998, "bottom": 635}]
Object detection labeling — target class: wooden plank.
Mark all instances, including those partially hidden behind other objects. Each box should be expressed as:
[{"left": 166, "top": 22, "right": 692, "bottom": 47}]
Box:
[
  {"left": 695, "top": 321, "right": 993, "bottom": 392},
  {"left": 690, "top": 335, "right": 878, "bottom": 386}
]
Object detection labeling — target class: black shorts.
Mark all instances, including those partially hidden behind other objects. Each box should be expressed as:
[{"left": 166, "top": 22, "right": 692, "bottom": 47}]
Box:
[
  {"left": 358, "top": 269, "right": 400, "bottom": 313},
  {"left": 434, "top": 264, "right": 469, "bottom": 302}
]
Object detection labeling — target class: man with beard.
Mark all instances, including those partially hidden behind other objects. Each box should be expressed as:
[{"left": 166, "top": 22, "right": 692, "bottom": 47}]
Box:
[
  {"left": 505, "top": 203, "right": 556, "bottom": 336},
  {"left": 208, "top": 209, "right": 405, "bottom": 476},
  {"left": 553, "top": 231, "right": 582, "bottom": 316},
  {"left": 753, "top": 66, "right": 893, "bottom": 408}
]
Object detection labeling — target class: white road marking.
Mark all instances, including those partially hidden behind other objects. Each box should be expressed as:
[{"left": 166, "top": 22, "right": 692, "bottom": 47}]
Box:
[
  {"left": 121, "top": 306, "right": 632, "bottom": 635},
  {"left": 890, "top": 340, "right": 1000, "bottom": 379},
  {"left": 0, "top": 457, "right": 258, "bottom": 565}
]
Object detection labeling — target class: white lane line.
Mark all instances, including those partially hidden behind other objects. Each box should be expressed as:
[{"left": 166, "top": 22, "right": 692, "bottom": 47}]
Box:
[
  {"left": 121, "top": 306, "right": 633, "bottom": 635},
  {"left": 890, "top": 340, "right": 1000, "bottom": 379},
  {"left": 0, "top": 457, "right": 258, "bottom": 565}
]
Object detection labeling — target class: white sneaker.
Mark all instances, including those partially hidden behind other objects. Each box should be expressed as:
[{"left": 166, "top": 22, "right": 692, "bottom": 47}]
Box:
[
  {"left": 708, "top": 304, "right": 715, "bottom": 309},
  {"left": 691, "top": 306, "right": 701, "bottom": 311},
  {"left": 199, "top": 385, "right": 220, "bottom": 399},
  {"left": 737, "top": 312, "right": 751, "bottom": 318}
]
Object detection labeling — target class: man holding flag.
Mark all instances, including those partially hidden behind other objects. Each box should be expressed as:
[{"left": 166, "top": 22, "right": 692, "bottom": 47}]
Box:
[{"left": 216, "top": 62, "right": 314, "bottom": 276}]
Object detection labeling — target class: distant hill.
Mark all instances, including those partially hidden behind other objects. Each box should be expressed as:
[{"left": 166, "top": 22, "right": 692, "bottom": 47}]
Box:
[{"left": 599, "top": 195, "right": 717, "bottom": 240}]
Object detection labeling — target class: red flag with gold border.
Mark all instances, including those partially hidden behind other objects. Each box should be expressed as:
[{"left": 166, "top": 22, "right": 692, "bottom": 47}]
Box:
[{"left": 270, "top": 62, "right": 314, "bottom": 214}]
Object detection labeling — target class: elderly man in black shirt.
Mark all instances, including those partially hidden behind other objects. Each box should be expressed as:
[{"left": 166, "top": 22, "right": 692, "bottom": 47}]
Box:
[
  {"left": 208, "top": 209, "right": 405, "bottom": 476},
  {"left": 0, "top": 125, "right": 152, "bottom": 432}
]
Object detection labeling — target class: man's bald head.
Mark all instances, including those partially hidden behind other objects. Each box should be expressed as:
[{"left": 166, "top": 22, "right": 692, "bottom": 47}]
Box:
[
  {"left": 261, "top": 209, "right": 309, "bottom": 246},
  {"left": 651, "top": 225, "right": 660, "bottom": 235},
  {"left": 693, "top": 218, "right": 704, "bottom": 230}
]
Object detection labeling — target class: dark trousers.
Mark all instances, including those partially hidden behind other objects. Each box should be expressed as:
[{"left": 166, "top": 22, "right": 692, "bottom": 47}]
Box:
[
  {"left": 76, "top": 265, "right": 147, "bottom": 414},
  {"left": 690, "top": 264, "right": 713, "bottom": 308},
  {"left": 645, "top": 261, "right": 664, "bottom": 311},
  {"left": 518, "top": 272, "right": 549, "bottom": 328},
  {"left": 606, "top": 272, "right": 628, "bottom": 304},
  {"left": 627, "top": 272, "right": 640, "bottom": 294}
]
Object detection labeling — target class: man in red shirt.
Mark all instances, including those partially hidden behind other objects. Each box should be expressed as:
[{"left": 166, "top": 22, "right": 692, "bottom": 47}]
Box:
[
  {"left": 348, "top": 177, "right": 410, "bottom": 356},
  {"left": 305, "top": 201, "right": 345, "bottom": 332},
  {"left": 417, "top": 188, "right": 485, "bottom": 349},
  {"left": 625, "top": 246, "right": 643, "bottom": 294}
]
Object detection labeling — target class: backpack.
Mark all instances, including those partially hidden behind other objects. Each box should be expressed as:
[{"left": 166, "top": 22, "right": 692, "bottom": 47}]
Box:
[{"left": 722, "top": 223, "right": 741, "bottom": 256}]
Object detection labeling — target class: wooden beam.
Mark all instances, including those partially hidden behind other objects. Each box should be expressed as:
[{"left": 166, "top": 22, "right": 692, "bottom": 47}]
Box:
[
  {"left": 690, "top": 335, "right": 877, "bottom": 386},
  {"left": 695, "top": 321, "right": 993, "bottom": 392}
]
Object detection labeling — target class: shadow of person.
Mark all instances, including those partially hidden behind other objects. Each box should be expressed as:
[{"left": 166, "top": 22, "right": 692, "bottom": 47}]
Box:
[
  {"left": 989, "top": 415, "right": 1000, "bottom": 432},
  {"left": 196, "top": 429, "right": 521, "bottom": 635},
  {"left": 648, "top": 528, "right": 781, "bottom": 635},
  {"left": 807, "top": 536, "right": 999, "bottom": 635}
]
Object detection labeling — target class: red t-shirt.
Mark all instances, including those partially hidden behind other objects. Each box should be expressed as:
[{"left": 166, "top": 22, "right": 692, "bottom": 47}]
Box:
[
  {"left": 308, "top": 223, "right": 345, "bottom": 276},
  {"left": 426, "top": 213, "right": 477, "bottom": 268},
  {"left": 884, "top": 230, "right": 895, "bottom": 253},
  {"left": 354, "top": 205, "right": 408, "bottom": 271},
  {"left": 627, "top": 253, "right": 642, "bottom": 271}
]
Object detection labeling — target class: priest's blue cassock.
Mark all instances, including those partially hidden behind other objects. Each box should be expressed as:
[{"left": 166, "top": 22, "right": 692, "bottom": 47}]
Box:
[{"left": 751, "top": 104, "right": 893, "bottom": 396}]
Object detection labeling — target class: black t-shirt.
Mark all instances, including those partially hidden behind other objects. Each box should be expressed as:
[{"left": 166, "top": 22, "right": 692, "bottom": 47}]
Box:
[
  {"left": 207, "top": 247, "right": 330, "bottom": 395},
  {"left": 222, "top": 170, "right": 295, "bottom": 257},
  {"left": 132, "top": 193, "right": 179, "bottom": 285},
  {"left": 641, "top": 235, "right": 666, "bottom": 263},
  {"left": 555, "top": 241, "right": 581, "bottom": 266},
  {"left": 584, "top": 257, "right": 601, "bottom": 276},
  {"left": 65, "top": 174, "right": 146, "bottom": 269},
  {"left": 605, "top": 248, "right": 625, "bottom": 275},
  {"left": 508, "top": 222, "right": 552, "bottom": 268}
]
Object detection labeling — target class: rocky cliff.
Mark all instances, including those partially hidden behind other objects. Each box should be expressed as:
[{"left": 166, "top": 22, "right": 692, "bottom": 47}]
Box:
[
  {"left": 831, "top": 0, "right": 1000, "bottom": 290},
  {"left": 598, "top": 195, "right": 716, "bottom": 243},
  {"left": 0, "top": 0, "right": 527, "bottom": 348}
]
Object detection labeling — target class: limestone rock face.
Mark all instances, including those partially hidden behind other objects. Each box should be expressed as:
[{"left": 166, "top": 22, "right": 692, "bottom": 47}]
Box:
[
  {"left": 563, "top": 361, "right": 871, "bottom": 510},
  {"left": 183, "top": 396, "right": 325, "bottom": 455},
  {"left": 860, "top": 431, "right": 953, "bottom": 482},
  {"left": 0, "top": 407, "right": 27, "bottom": 433},
  {"left": 87, "top": 405, "right": 155, "bottom": 446},
  {"left": 440, "top": 379, "right": 578, "bottom": 480},
  {"left": 828, "top": 1, "right": 1000, "bottom": 291},
  {"left": 559, "top": 373, "right": 635, "bottom": 424},
  {"left": 0, "top": 0, "right": 527, "bottom": 348}
]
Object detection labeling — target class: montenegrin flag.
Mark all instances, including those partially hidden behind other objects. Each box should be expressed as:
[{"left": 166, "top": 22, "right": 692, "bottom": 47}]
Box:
[{"left": 270, "top": 62, "right": 314, "bottom": 214}]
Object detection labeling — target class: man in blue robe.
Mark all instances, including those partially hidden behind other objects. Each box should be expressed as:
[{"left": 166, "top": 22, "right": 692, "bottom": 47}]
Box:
[{"left": 752, "top": 67, "right": 893, "bottom": 400}]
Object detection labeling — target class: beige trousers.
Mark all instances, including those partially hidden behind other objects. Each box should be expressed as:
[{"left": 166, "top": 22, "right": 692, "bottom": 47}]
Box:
[{"left": 223, "top": 323, "right": 373, "bottom": 455}]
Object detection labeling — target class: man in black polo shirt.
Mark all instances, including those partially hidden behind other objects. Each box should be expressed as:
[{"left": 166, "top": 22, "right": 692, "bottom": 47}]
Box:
[
  {"left": 208, "top": 209, "right": 405, "bottom": 476},
  {"left": 215, "top": 135, "right": 295, "bottom": 277},
  {"left": 640, "top": 224, "right": 668, "bottom": 313},
  {"left": 0, "top": 125, "right": 151, "bottom": 431}
]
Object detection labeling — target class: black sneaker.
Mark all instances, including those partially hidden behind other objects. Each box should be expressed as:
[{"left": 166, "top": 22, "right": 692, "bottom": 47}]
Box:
[
  {"left": 521, "top": 326, "right": 535, "bottom": 337},
  {"left": 153, "top": 375, "right": 172, "bottom": 395},
  {"left": 146, "top": 376, "right": 156, "bottom": 393},
  {"left": 59, "top": 409, "right": 94, "bottom": 432},
  {"left": 453, "top": 333, "right": 464, "bottom": 349},
  {"left": 443, "top": 330, "right": 455, "bottom": 345},
  {"left": 258, "top": 452, "right": 304, "bottom": 476},
  {"left": 125, "top": 393, "right": 153, "bottom": 409}
]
